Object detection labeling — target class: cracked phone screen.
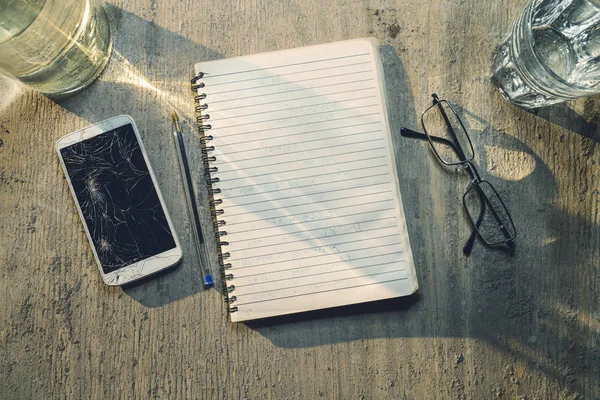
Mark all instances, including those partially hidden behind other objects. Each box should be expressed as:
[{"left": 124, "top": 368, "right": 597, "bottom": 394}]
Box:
[{"left": 60, "top": 124, "right": 176, "bottom": 274}]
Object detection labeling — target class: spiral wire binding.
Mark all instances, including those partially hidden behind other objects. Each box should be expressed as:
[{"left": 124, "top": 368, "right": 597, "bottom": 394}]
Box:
[{"left": 191, "top": 72, "right": 237, "bottom": 314}]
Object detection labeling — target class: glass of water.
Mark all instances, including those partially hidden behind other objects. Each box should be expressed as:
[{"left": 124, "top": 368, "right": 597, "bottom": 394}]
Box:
[
  {"left": 492, "top": 0, "right": 600, "bottom": 109},
  {"left": 0, "top": 0, "right": 112, "bottom": 98}
]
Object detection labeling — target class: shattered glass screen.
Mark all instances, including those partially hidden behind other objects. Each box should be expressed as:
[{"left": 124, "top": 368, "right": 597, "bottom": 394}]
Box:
[{"left": 60, "top": 124, "right": 176, "bottom": 273}]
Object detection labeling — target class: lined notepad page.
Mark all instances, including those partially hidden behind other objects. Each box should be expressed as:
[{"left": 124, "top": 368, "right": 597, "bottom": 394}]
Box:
[{"left": 195, "top": 38, "right": 418, "bottom": 322}]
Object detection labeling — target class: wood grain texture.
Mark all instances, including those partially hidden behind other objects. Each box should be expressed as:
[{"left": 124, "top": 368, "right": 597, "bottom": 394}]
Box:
[{"left": 1, "top": 0, "right": 598, "bottom": 399}]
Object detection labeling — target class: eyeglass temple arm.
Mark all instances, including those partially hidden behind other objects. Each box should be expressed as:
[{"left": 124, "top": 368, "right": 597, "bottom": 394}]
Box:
[
  {"left": 402, "top": 128, "right": 482, "bottom": 254},
  {"left": 482, "top": 192, "right": 516, "bottom": 247},
  {"left": 431, "top": 94, "right": 470, "bottom": 162},
  {"left": 400, "top": 128, "right": 462, "bottom": 156},
  {"left": 464, "top": 185, "right": 515, "bottom": 256},
  {"left": 465, "top": 227, "right": 515, "bottom": 256},
  {"left": 401, "top": 128, "right": 475, "bottom": 180},
  {"left": 463, "top": 192, "right": 485, "bottom": 256},
  {"left": 463, "top": 179, "right": 487, "bottom": 255},
  {"left": 401, "top": 128, "right": 514, "bottom": 255}
]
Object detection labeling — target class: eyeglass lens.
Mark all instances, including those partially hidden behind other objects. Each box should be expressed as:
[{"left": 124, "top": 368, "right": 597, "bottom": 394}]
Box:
[
  {"left": 463, "top": 181, "right": 516, "bottom": 246},
  {"left": 421, "top": 101, "right": 474, "bottom": 165}
]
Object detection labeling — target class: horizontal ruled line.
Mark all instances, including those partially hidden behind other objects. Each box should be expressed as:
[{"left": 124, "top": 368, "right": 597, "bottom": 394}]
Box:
[
  {"left": 223, "top": 173, "right": 391, "bottom": 200},
  {"left": 225, "top": 182, "right": 393, "bottom": 208},
  {"left": 232, "top": 223, "right": 399, "bottom": 252},
  {"left": 210, "top": 86, "right": 377, "bottom": 113},
  {"left": 206, "top": 61, "right": 373, "bottom": 87},
  {"left": 227, "top": 188, "right": 392, "bottom": 217},
  {"left": 232, "top": 243, "right": 402, "bottom": 269},
  {"left": 208, "top": 78, "right": 375, "bottom": 104},
  {"left": 237, "top": 269, "right": 406, "bottom": 297},
  {"left": 227, "top": 190, "right": 393, "bottom": 217},
  {"left": 229, "top": 207, "right": 397, "bottom": 235},
  {"left": 234, "top": 277, "right": 409, "bottom": 306},
  {"left": 212, "top": 95, "right": 377, "bottom": 119},
  {"left": 216, "top": 129, "right": 382, "bottom": 156},
  {"left": 222, "top": 161, "right": 387, "bottom": 191},
  {"left": 216, "top": 141, "right": 384, "bottom": 166},
  {"left": 215, "top": 104, "right": 378, "bottom": 130},
  {"left": 234, "top": 249, "right": 405, "bottom": 275},
  {"left": 202, "top": 53, "right": 370, "bottom": 79},
  {"left": 217, "top": 144, "right": 385, "bottom": 173},
  {"left": 215, "top": 121, "right": 381, "bottom": 149},
  {"left": 232, "top": 233, "right": 400, "bottom": 261},
  {"left": 209, "top": 70, "right": 372, "bottom": 95},
  {"left": 233, "top": 217, "right": 396, "bottom": 242},
  {"left": 222, "top": 155, "right": 387, "bottom": 182},
  {"left": 237, "top": 262, "right": 405, "bottom": 287},
  {"left": 227, "top": 199, "right": 394, "bottom": 227},
  {"left": 210, "top": 112, "right": 380, "bottom": 137}
]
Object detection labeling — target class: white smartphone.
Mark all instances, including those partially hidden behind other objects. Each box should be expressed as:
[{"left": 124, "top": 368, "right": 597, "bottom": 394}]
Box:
[{"left": 56, "top": 115, "right": 182, "bottom": 285}]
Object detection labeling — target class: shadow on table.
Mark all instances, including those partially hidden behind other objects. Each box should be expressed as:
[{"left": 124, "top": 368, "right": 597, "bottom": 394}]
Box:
[
  {"left": 55, "top": 8, "right": 599, "bottom": 396},
  {"left": 245, "top": 49, "right": 599, "bottom": 397},
  {"left": 248, "top": 126, "right": 598, "bottom": 396},
  {"left": 59, "top": 4, "right": 225, "bottom": 308},
  {"left": 529, "top": 100, "right": 600, "bottom": 144}
]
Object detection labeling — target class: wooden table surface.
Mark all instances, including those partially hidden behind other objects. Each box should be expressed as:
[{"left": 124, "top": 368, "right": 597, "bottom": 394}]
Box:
[{"left": 1, "top": 0, "right": 599, "bottom": 398}]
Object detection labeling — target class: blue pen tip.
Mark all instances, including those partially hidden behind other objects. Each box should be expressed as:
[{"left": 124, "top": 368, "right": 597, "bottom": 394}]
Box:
[{"left": 204, "top": 274, "right": 214, "bottom": 288}]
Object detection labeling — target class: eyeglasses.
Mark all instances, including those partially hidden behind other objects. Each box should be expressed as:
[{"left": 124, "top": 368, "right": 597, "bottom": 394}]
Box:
[{"left": 401, "top": 94, "right": 516, "bottom": 256}]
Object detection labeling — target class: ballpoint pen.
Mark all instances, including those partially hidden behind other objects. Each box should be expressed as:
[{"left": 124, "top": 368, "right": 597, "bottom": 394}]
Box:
[{"left": 171, "top": 111, "right": 214, "bottom": 288}]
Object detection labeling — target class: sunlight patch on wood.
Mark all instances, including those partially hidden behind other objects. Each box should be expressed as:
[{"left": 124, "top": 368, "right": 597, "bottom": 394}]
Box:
[{"left": 484, "top": 145, "right": 536, "bottom": 181}]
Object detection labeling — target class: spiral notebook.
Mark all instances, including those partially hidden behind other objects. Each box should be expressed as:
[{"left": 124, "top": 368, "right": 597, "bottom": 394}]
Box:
[{"left": 192, "top": 38, "right": 418, "bottom": 322}]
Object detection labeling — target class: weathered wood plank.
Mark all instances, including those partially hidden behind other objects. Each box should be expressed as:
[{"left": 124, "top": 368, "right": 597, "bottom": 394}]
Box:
[{"left": 1, "top": 0, "right": 598, "bottom": 398}]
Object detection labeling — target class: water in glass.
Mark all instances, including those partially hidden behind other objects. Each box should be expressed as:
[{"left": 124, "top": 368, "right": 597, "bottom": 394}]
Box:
[
  {"left": 0, "top": 0, "right": 112, "bottom": 98},
  {"left": 492, "top": 0, "right": 600, "bottom": 108}
]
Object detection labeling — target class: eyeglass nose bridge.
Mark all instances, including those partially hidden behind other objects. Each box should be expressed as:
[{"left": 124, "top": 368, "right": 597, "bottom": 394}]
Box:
[{"left": 459, "top": 160, "right": 482, "bottom": 184}]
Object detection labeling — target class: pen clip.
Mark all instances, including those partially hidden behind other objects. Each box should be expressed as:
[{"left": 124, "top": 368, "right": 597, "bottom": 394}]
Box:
[{"left": 171, "top": 111, "right": 182, "bottom": 132}]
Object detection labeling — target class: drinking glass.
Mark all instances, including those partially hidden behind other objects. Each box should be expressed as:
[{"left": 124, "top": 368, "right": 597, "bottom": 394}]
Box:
[
  {"left": 492, "top": 0, "right": 600, "bottom": 109},
  {"left": 0, "top": 0, "right": 112, "bottom": 98}
]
